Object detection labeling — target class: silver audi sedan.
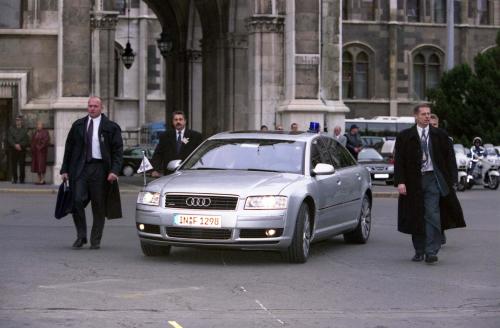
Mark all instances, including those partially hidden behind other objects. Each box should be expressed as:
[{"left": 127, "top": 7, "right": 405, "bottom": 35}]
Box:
[{"left": 135, "top": 131, "right": 372, "bottom": 263}]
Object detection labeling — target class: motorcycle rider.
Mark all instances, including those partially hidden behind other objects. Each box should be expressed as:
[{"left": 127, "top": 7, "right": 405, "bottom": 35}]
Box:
[{"left": 468, "top": 137, "right": 486, "bottom": 177}]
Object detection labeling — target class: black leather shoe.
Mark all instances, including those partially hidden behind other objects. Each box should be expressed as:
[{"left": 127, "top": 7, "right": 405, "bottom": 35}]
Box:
[
  {"left": 425, "top": 254, "right": 438, "bottom": 264},
  {"left": 72, "top": 238, "right": 87, "bottom": 248},
  {"left": 89, "top": 243, "right": 100, "bottom": 250},
  {"left": 412, "top": 254, "right": 424, "bottom": 262}
]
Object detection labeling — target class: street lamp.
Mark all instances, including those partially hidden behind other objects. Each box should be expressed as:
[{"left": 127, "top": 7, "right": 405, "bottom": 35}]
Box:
[
  {"left": 157, "top": 32, "right": 174, "bottom": 57},
  {"left": 121, "top": 0, "right": 135, "bottom": 69}
]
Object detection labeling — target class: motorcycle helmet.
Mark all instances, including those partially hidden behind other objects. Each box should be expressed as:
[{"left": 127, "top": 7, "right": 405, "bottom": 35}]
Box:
[{"left": 473, "top": 137, "right": 482, "bottom": 145}]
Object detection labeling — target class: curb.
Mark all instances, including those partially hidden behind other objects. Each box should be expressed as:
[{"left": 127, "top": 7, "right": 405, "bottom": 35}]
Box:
[{"left": 0, "top": 188, "right": 400, "bottom": 198}]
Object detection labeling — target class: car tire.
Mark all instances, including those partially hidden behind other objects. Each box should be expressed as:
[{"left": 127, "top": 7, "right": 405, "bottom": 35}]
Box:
[
  {"left": 343, "top": 195, "right": 371, "bottom": 244},
  {"left": 122, "top": 165, "right": 135, "bottom": 177},
  {"left": 487, "top": 175, "right": 499, "bottom": 190},
  {"left": 140, "top": 241, "right": 171, "bottom": 256},
  {"left": 284, "top": 202, "right": 311, "bottom": 264}
]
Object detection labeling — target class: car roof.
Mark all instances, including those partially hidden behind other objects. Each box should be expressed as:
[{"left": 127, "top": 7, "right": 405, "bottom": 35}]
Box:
[{"left": 207, "top": 131, "right": 326, "bottom": 142}]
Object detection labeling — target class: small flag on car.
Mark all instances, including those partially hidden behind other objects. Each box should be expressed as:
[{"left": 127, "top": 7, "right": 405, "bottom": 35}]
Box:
[{"left": 137, "top": 153, "right": 153, "bottom": 173}]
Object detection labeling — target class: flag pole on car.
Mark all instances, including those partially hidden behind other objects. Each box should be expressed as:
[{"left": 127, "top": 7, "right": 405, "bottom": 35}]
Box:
[{"left": 137, "top": 150, "right": 153, "bottom": 187}]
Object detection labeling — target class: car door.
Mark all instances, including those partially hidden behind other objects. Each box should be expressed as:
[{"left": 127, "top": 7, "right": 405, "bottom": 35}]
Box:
[
  {"left": 324, "top": 137, "right": 363, "bottom": 223},
  {"left": 311, "top": 137, "right": 345, "bottom": 232}
]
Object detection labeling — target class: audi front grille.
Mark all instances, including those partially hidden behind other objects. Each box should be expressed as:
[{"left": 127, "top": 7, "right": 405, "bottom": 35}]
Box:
[
  {"left": 165, "top": 194, "right": 239, "bottom": 210},
  {"left": 166, "top": 227, "right": 232, "bottom": 240}
]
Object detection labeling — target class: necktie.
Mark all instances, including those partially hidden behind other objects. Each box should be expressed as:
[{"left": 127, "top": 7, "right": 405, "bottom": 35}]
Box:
[
  {"left": 86, "top": 119, "right": 93, "bottom": 162},
  {"left": 421, "top": 128, "right": 429, "bottom": 170},
  {"left": 176, "top": 131, "right": 182, "bottom": 154}
]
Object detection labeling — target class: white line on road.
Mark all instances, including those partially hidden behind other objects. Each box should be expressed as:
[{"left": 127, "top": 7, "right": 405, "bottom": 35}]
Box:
[{"left": 255, "top": 299, "right": 285, "bottom": 326}]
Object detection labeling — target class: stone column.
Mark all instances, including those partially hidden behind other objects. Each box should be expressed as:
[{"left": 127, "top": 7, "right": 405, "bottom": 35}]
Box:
[
  {"left": 225, "top": 33, "right": 248, "bottom": 131},
  {"left": 138, "top": 2, "right": 148, "bottom": 128},
  {"left": 90, "top": 10, "right": 119, "bottom": 119},
  {"left": 247, "top": 15, "right": 285, "bottom": 130},
  {"left": 278, "top": 0, "right": 348, "bottom": 133},
  {"left": 186, "top": 49, "right": 203, "bottom": 132},
  {"left": 388, "top": 0, "right": 398, "bottom": 116}
]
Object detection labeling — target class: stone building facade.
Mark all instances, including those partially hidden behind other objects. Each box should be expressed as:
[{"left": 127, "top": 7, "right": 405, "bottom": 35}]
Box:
[
  {"left": 341, "top": 0, "right": 500, "bottom": 117},
  {"left": 0, "top": 0, "right": 498, "bottom": 183}
]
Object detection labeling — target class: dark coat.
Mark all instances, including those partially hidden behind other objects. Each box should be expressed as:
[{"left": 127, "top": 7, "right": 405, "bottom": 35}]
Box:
[
  {"left": 60, "top": 114, "right": 123, "bottom": 218},
  {"left": 394, "top": 125, "right": 466, "bottom": 234},
  {"left": 31, "top": 129, "right": 50, "bottom": 174},
  {"left": 151, "top": 128, "right": 203, "bottom": 174}
]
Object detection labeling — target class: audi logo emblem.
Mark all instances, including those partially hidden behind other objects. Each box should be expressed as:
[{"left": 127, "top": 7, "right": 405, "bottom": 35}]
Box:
[{"left": 186, "top": 197, "right": 212, "bottom": 207}]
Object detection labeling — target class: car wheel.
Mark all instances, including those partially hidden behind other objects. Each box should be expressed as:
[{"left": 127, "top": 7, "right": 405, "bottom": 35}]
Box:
[
  {"left": 122, "top": 165, "right": 135, "bottom": 177},
  {"left": 140, "top": 241, "right": 171, "bottom": 256},
  {"left": 284, "top": 202, "right": 311, "bottom": 263},
  {"left": 488, "top": 175, "right": 499, "bottom": 190},
  {"left": 343, "top": 195, "right": 371, "bottom": 244},
  {"left": 456, "top": 176, "right": 466, "bottom": 192}
]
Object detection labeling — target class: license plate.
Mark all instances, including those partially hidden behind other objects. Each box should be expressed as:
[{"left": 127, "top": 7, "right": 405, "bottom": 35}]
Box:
[
  {"left": 374, "top": 173, "right": 389, "bottom": 179},
  {"left": 174, "top": 214, "right": 222, "bottom": 228}
]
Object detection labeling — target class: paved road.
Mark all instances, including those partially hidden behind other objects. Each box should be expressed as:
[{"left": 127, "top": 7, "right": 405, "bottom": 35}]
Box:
[{"left": 1, "top": 188, "right": 499, "bottom": 327}]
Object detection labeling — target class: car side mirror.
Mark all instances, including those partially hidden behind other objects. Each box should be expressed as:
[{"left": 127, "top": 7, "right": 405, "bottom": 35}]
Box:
[
  {"left": 167, "top": 159, "right": 182, "bottom": 171},
  {"left": 312, "top": 163, "right": 335, "bottom": 176}
]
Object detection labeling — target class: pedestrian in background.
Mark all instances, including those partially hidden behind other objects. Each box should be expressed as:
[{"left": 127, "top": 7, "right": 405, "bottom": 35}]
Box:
[
  {"left": 290, "top": 123, "right": 299, "bottom": 132},
  {"left": 151, "top": 111, "right": 202, "bottom": 177},
  {"left": 31, "top": 121, "right": 50, "bottom": 185},
  {"left": 333, "top": 125, "right": 347, "bottom": 146},
  {"left": 61, "top": 96, "right": 123, "bottom": 249},
  {"left": 345, "top": 124, "right": 362, "bottom": 159},
  {"left": 394, "top": 104, "right": 465, "bottom": 264},
  {"left": 7, "top": 115, "right": 29, "bottom": 184},
  {"left": 430, "top": 113, "right": 439, "bottom": 128}
]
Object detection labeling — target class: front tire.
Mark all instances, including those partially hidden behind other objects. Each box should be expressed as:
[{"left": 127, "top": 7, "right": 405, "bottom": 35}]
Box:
[
  {"left": 456, "top": 176, "right": 466, "bottom": 192},
  {"left": 140, "top": 241, "right": 171, "bottom": 256},
  {"left": 284, "top": 203, "right": 312, "bottom": 263},
  {"left": 344, "top": 195, "right": 371, "bottom": 244},
  {"left": 487, "top": 175, "right": 499, "bottom": 190},
  {"left": 122, "top": 165, "right": 135, "bottom": 177}
]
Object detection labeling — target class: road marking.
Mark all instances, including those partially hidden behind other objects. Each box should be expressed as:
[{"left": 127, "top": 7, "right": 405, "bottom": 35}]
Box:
[
  {"left": 255, "top": 299, "right": 285, "bottom": 326},
  {"left": 168, "top": 321, "right": 183, "bottom": 328}
]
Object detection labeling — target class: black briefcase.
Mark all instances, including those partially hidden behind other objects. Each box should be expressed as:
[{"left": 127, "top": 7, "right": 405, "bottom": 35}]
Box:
[
  {"left": 106, "top": 181, "right": 122, "bottom": 219},
  {"left": 54, "top": 181, "right": 73, "bottom": 219}
]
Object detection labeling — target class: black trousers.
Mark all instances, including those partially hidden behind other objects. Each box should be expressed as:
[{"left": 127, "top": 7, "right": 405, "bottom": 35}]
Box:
[
  {"left": 72, "top": 162, "right": 106, "bottom": 244},
  {"left": 10, "top": 149, "right": 26, "bottom": 183}
]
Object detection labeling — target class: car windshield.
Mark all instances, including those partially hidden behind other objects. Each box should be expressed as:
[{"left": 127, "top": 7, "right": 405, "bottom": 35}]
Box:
[
  {"left": 181, "top": 138, "right": 305, "bottom": 174},
  {"left": 453, "top": 144, "right": 465, "bottom": 154},
  {"left": 358, "top": 148, "right": 383, "bottom": 161},
  {"left": 485, "top": 147, "right": 496, "bottom": 156}
]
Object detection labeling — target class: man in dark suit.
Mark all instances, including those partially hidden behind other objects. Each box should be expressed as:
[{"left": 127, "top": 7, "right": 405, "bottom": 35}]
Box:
[
  {"left": 60, "top": 97, "right": 123, "bottom": 249},
  {"left": 151, "top": 111, "right": 202, "bottom": 177},
  {"left": 394, "top": 104, "right": 465, "bottom": 264}
]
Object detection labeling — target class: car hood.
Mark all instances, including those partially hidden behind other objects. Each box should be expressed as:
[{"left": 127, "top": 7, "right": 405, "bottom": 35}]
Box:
[{"left": 145, "top": 170, "right": 302, "bottom": 196}]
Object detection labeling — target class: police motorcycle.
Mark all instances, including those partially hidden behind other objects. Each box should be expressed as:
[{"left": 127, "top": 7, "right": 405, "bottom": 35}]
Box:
[
  {"left": 453, "top": 144, "right": 469, "bottom": 192},
  {"left": 466, "top": 138, "right": 500, "bottom": 190}
]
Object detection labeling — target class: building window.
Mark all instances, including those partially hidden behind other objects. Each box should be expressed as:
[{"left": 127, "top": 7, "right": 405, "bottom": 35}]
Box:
[
  {"left": 478, "top": 0, "right": 489, "bottom": 25},
  {"left": 412, "top": 51, "right": 442, "bottom": 100},
  {"left": 454, "top": 0, "right": 462, "bottom": 24},
  {"left": 0, "top": 0, "right": 22, "bottom": 28},
  {"left": 342, "top": 0, "right": 349, "bottom": 20},
  {"left": 434, "top": 0, "right": 446, "bottom": 23},
  {"left": 407, "top": 0, "right": 420, "bottom": 22},
  {"left": 115, "top": 0, "right": 127, "bottom": 15},
  {"left": 343, "top": 48, "right": 372, "bottom": 100},
  {"left": 360, "top": 0, "right": 375, "bottom": 20},
  {"left": 343, "top": 52, "right": 353, "bottom": 98}
]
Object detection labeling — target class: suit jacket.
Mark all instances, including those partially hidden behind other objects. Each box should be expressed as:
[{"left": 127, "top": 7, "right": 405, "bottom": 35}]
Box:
[
  {"left": 151, "top": 128, "right": 203, "bottom": 174},
  {"left": 60, "top": 114, "right": 123, "bottom": 180},
  {"left": 394, "top": 125, "right": 465, "bottom": 234}
]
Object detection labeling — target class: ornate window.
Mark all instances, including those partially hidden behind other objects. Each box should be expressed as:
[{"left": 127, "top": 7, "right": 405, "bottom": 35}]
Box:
[
  {"left": 342, "top": 46, "right": 373, "bottom": 99},
  {"left": 406, "top": 0, "right": 420, "bottom": 22},
  {"left": 412, "top": 49, "right": 443, "bottom": 100},
  {"left": 434, "top": 0, "right": 446, "bottom": 23},
  {"left": 478, "top": 0, "right": 490, "bottom": 25},
  {"left": 0, "top": 0, "right": 22, "bottom": 28}
]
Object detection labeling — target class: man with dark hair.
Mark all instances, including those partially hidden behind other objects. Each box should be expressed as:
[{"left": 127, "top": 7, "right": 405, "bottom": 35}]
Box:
[
  {"left": 61, "top": 97, "right": 124, "bottom": 249},
  {"left": 7, "top": 115, "right": 29, "bottom": 184},
  {"left": 151, "top": 111, "right": 202, "bottom": 177},
  {"left": 345, "top": 124, "right": 362, "bottom": 159},
  {"left": 394, "top": 103, "right": 465, "bottom": 264}
]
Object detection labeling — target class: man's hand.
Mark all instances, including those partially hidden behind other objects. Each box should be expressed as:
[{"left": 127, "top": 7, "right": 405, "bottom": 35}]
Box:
[
  {"left": 151, "top": 170, "right": 161, "bottom": 178},
  {"left": 61, "top": 173, "right": 69, "bottom": 181},
  {"left": 107, "top": 173, "right": 118, "bottom": 182},
  {"left": 397, "top": 183, "right": 407, "bottom": 195},
  {"left": 15, "top": 144, "right": 21, "bottom": 151}
]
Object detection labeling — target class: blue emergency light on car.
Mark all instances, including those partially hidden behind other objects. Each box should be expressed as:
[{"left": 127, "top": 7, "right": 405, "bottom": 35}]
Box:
[{"left": 309, "top": 122, "right": 320, "bottom": 133}]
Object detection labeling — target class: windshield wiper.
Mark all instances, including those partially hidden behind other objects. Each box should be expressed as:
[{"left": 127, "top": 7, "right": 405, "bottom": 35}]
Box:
[
  {"left": 189, "top": 167, "right": 227, "bottom": 170},
  {"left": 245, "top": 168, "right": 282, "bottom": 173}
]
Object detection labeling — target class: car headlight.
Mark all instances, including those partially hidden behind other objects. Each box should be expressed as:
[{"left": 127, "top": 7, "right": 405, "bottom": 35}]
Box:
[
  {"left": 245, "top": 196, "right": 287, "bottom": 210},
  {"left": 137, "top": 191, "right": 161, "bottom": 206}
]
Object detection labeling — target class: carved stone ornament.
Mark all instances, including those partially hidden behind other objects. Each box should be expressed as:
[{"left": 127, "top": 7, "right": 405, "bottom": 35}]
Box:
[
  {"left": 246, "top": 15, "right": 285, "bottom": 33},
  {"left": 90, "top": 12, "right": 119, "bottom": 30}
]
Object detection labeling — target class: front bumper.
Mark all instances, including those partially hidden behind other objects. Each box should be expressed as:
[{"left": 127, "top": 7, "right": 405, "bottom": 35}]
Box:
[{"left": 135, "top": 203, "right": 292, "bottom": 250}]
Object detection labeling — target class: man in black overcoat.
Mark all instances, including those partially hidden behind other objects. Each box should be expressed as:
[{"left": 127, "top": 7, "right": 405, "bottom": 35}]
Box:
[
  {"left": 394, "top": 104, "right": 465, "bottom": 264},
  {"left": 60, "top": 97, "right": 123, "bottom": 249},
  {"left": 151, "top": 111, "right": 202, "bottom": 176}
]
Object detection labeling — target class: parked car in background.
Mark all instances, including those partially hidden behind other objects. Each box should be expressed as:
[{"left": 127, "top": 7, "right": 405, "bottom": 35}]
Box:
[
  {"left": 453, "top": 144, "right": 469, "bottom": 171},
  {"left": 374, "top": 140, "right": 395, "bottom": 164},
  {"left": 483, "top": 144, "right": 500, "bottom": 166},
  {"left": 135, "top": 131, "right": 372, "bottom": 263},
  {"left": 357, "top": 148, "right": 394, "bottom": 185},
  {"left": 121, "top": 145, "right": 155, "bottom": 176},
  {"left": 494, "top": 146, "right": 500, "bottom": 157}
]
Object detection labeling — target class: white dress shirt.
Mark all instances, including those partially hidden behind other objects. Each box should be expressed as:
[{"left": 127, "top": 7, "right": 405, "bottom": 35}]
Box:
[{"left": 87, "top": 115, "right": 102, "bottom": 159}]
